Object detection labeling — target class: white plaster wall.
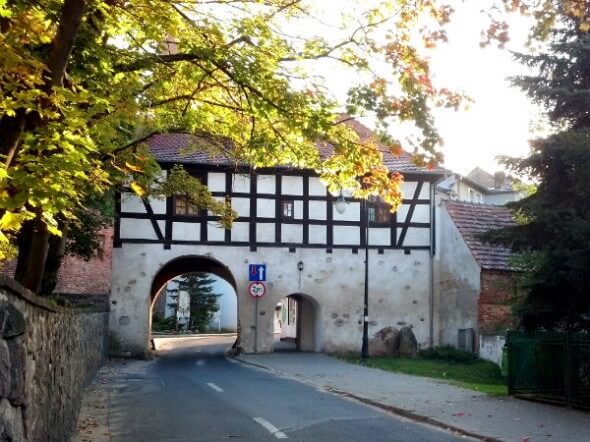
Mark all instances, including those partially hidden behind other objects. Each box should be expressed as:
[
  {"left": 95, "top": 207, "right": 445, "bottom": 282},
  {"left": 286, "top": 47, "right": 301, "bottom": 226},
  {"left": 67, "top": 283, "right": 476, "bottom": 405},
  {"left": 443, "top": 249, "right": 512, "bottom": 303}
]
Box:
[
  {"left": 484, "top": 193, "right": 517, "bottom": 206},
  {"left": 282, "top": 224, "right": 303, "bottom": 243},
  {"left": 309, "top": 201, "right": 326, "bottom": 220},
  {"left": 232, "top": 174, "right": 250, "bottom": 193},
  {"left": 333, "top": 226, "right": 359, "bottom": 245},
  {"left": 398, "top": 227, "right": 430, "bottom": 247},
  {"left": 397, "top": 204, "right": 430, "bottom": 223},
  {"left": 231, "top": 222, "right": 249, "bottom": 242},
  {"left": 309, "top": 177, "right": 326, "bottom": 196},
  {"left": 208, "top": 224, "right": 225, "bottom": 241},
  {"left": 282, "top": 176, "right": 303, "bottom": 195},
  {"left": 257, "top": 175, "right": 275, "bottom": 193},
  {"left": 208, "top": 173, "right": 226, "bottom": 192},
  {"left": 333, "top": 202, "right": 359, "bottom": 222},
  {"left": 172, "top": 222, "right": 200, "bottom": 241},
  {"left": 121, "top": 193, "right": 146, "bottom": 213},
  {"left": 256, "top": 223, "right": 275, "bottom": 242},
  {"left": 231, "top": 197, "right": 250, "bottom": 217},
  {"left": 110, "top": 245, "right": 433, "bottom": 356},
  {"left": 309, "top": 225, "right": 326, "bottom": 244},
  {"left": 257, "top": 199, "right": 275, "bottom": 218},
  {"left": 120, "top": 219, "right": 165, "bottom": 240},
  {"left": 368, "top": 228, "right": 390, "bottom": 246},
  {"left": 479, "top": 334, "right": 505, "bottom": 367},
  {"left": 436, "top": 203, "right": 481, "bottom": 348}
]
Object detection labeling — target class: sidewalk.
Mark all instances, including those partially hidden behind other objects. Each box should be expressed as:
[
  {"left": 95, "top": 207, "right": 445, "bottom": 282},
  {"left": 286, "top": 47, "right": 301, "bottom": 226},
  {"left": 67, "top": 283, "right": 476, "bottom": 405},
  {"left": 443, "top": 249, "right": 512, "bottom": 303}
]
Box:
[{"left": 236, "top": 352, "right": 590, "bottom": 442}]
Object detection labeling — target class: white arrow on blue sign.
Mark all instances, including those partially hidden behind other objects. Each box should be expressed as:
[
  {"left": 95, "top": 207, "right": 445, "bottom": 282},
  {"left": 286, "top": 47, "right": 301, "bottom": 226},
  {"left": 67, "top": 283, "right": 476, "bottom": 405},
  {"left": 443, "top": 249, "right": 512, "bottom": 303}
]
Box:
[{"left": 249, "top": 264, "right": 266, "bottom": 282}]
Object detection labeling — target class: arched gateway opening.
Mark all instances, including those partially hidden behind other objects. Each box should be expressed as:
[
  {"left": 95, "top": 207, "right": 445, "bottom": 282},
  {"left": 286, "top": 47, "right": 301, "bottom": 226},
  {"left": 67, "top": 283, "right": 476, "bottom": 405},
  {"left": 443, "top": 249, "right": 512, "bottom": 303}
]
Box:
[
  {"left": 149, "top": 255, "right": 238, "bottom": 352},
  {"left": 273, "top": 293, "right": 321, "bottom": 352}
]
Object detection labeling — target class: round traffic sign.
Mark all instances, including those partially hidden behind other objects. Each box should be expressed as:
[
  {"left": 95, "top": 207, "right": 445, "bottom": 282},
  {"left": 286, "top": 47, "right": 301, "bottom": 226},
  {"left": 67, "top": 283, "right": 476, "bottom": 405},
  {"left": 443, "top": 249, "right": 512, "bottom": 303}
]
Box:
[{"left": 248, "top": 282, "right": 266, "bottom": 298}]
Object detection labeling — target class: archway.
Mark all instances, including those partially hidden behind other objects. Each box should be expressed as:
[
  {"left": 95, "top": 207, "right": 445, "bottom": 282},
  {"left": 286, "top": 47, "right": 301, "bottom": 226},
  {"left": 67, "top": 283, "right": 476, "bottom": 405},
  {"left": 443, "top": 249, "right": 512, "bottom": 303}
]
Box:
[
  {"left": 273, "top": 293, "right": 321, "bottom": 352},
  {"left": 149, "top": 255, "right": 239, "bottom": 352}
]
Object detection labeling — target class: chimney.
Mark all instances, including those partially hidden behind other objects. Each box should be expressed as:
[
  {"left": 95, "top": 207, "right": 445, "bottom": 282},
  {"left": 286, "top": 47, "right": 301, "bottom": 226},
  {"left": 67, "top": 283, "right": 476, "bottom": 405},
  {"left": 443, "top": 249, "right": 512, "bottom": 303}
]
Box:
[{"left": 494, "top": 171, "right": 506, "bottom": 189}]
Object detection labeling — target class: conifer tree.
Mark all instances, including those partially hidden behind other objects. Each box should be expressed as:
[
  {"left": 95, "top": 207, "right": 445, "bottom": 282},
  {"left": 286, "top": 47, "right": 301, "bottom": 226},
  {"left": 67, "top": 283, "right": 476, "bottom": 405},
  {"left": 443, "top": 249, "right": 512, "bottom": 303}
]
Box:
[
  {"left": 177, "top": 273, "right": 220, "bottom": 332},
  {"left": 493, "top": 16, "right": 590, "bottom": 332}
]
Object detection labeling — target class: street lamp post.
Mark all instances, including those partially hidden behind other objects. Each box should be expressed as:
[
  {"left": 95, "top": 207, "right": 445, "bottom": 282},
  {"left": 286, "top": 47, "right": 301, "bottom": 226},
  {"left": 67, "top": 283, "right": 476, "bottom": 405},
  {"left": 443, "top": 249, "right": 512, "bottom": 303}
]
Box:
[
  {"left": 361, "top": 197, "right": 369, "bottom": 361},
  {"left": 334, "top": 192, "right": 370, "bottom": 362}
]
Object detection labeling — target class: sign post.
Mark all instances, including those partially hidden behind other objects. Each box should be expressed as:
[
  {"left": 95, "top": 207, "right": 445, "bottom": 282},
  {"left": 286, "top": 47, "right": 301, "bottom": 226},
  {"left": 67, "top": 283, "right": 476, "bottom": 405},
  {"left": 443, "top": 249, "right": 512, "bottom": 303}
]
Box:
[{"left": 248, "top": 264, "right": 267, "bottom": 353}]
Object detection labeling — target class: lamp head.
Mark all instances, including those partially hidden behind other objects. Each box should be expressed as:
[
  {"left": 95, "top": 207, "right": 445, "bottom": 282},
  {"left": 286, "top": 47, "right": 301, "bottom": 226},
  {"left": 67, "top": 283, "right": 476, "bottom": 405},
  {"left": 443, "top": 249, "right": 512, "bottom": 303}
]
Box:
[{"left": 334, "top": 192, "right": 348, "bottom": 214}]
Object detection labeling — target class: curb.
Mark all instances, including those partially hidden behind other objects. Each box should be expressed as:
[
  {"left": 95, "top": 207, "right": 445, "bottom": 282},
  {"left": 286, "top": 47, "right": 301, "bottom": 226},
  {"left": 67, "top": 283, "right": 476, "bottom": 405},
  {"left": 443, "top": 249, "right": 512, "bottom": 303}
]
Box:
[{"left": 233, "top": 356, "right": 503, "bottom": 442}]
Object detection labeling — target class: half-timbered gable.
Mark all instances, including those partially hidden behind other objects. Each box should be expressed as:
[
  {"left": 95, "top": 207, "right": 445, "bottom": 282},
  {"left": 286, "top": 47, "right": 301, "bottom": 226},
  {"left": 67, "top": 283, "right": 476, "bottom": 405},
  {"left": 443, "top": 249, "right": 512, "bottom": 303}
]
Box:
[
  {"left": 115, "top": 133, "right": 441, "bottom": 253},
  {"left": 110, "top": 123, "right": 445, "bottom": 357}
]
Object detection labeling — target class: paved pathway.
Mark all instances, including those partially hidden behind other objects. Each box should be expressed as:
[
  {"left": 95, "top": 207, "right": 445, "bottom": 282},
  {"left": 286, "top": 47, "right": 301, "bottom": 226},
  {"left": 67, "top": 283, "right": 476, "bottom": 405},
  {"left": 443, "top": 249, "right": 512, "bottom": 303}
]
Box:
[
  {"left": 237, "top": 352, "right": 590, "bottom": 442},
  {"left": 74, "top": 337, "right": 469, "bottom": 441}
]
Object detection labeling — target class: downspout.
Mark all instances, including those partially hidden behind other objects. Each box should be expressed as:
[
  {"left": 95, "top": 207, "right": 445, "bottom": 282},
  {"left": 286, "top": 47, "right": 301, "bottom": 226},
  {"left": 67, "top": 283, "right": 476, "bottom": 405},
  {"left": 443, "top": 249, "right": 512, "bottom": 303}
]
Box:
[{"left": 430, "top": 176, "right": 445, "bottom": 348}]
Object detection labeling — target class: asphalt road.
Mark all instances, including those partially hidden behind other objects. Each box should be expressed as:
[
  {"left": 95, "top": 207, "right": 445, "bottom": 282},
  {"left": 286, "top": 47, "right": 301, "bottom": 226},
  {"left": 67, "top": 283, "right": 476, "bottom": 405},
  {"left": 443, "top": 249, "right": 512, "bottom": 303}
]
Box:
[{"left": 106, "top": 336, "right": 467, "bottom": 441}]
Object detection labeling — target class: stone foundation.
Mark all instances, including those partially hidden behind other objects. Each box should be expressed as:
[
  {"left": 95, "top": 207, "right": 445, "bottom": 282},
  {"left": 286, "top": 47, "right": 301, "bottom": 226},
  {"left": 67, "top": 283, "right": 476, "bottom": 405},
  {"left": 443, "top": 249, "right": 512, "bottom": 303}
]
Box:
[{"left": 0, "top": 277, "right": 108, "bottom": 442}]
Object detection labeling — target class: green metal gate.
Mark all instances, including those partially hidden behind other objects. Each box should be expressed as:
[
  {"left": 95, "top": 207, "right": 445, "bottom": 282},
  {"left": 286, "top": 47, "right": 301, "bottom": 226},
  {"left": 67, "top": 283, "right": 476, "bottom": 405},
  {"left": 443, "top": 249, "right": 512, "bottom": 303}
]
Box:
[{"left": 507, "top": 331, "right": 590, "bottom": 410}]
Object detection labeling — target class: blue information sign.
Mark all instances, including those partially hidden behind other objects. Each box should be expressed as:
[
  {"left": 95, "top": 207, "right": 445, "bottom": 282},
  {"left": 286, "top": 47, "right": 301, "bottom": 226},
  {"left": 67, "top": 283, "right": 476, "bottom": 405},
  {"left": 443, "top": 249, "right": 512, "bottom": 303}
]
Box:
[{"left": 249, "top": 264, "right": 267, "bottom": 282}]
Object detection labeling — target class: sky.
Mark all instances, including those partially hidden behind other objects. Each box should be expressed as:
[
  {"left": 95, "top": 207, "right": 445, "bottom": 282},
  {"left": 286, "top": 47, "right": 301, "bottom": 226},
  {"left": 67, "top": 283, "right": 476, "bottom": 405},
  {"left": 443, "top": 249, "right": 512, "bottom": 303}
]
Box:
[{"left": 291, "top": 1, "right": 541, "bottom": 176}]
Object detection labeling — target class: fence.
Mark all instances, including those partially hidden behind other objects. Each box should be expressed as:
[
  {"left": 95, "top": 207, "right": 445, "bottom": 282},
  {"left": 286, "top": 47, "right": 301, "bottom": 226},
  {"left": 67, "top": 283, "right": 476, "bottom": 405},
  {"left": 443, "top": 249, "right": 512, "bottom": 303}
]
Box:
[{"left": 507, "top": 331, "right": 590, "bottom": 410}]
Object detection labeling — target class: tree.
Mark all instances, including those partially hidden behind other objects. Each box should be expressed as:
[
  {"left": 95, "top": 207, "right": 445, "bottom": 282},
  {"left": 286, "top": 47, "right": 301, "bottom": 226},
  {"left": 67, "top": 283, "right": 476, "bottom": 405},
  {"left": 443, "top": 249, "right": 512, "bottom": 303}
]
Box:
[
  {"left": 488, "top": 12, "right": 590, "bottom": 332},
  {"left": 177, "top": 273, "right": 220, "bottom": 332},
  {"left": 0, "top": 0, "right": 462, "bottom": 294}
]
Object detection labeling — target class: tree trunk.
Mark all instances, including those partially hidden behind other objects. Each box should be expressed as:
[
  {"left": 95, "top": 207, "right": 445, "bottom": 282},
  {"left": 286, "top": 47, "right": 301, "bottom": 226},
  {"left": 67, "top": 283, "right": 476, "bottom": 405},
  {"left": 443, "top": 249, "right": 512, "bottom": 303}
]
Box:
[
  {"left": 14, "top": 217, "right": 49, "bottom": 293},
  {"left": 40, "top": 222, "right": 69, "bottom": 296},
  {"left": 9, "top": 0, "right": 88, "bottom": 294}
]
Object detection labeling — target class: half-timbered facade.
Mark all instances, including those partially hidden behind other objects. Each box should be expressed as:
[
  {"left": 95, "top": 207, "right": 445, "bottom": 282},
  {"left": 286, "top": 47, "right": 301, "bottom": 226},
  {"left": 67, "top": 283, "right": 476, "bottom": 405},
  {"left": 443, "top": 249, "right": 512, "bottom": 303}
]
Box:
[{"left": 110, "top": 124, "right": 444, "bottom": 357}]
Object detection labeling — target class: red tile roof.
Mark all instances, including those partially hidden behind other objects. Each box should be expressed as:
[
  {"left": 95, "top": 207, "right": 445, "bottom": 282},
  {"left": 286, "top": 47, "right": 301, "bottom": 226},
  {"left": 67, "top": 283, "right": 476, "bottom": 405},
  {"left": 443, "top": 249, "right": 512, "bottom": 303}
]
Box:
[
  {"left": 144, "top": 119, "right": 443, "bottom": 175},
  {"left": 446, "top": 201, "right": 516, "bottom": 271}
]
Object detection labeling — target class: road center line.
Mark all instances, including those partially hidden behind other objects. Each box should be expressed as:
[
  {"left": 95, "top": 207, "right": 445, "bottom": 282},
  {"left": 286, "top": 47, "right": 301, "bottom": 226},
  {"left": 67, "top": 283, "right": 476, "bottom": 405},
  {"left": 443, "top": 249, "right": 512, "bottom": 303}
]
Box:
[
  {"left": 253, "top": 417, "right": 288, "bottom": 439},
  {"left": 195, "top": 360, "right": 205, "bottom": 367},
  {"left": 206, "top": 382, "right": 223, "bottom": 393}
]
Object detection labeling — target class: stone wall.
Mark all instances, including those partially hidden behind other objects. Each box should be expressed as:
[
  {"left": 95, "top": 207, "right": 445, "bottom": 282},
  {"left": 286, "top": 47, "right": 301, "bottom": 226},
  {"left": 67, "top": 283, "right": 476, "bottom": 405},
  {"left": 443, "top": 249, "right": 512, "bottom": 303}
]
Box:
[{"left": 0, "top": 277, "right": 108, "bottom": 442}]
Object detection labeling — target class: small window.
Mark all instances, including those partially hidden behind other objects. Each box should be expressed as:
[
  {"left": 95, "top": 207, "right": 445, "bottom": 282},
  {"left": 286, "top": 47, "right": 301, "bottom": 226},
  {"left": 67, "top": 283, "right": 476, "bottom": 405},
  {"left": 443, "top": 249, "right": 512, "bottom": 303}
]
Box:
[
  {"left": 367, "top": 196, "right": 391, "bottom": 224},
  {"left": 281, "top": 200, "right": 295, "bottom": 219},
  {"left": 174, "top": 195, "right": 199, "bottom": 216}
]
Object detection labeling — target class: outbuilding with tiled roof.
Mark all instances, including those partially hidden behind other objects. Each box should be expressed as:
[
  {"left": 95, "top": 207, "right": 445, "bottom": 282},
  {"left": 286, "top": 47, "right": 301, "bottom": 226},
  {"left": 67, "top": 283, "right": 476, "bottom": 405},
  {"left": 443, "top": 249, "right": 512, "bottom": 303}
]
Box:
[{"left": 436, "top": 200, "right": 518, "bottom": 367}]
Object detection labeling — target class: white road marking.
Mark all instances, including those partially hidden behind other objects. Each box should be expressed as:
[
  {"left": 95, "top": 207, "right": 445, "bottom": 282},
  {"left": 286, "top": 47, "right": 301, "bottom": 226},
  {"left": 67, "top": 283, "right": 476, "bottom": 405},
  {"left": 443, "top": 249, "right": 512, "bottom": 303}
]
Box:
[
  {"left": 207, "top": 382, "right": 224, "bottom": 393},
  {"left": 253, "top": 417, "right": 288, "bottom": 439},
  {"left": 195, "top": 360, "right": 206, "bottom": 367},
  {"left": 160, "top": 378, "right": 166, "bottom": 388}
]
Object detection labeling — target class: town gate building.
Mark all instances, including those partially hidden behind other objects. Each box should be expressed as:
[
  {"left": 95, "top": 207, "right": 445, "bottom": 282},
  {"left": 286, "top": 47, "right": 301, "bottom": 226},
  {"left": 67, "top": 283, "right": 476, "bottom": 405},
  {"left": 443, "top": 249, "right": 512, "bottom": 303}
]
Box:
[{"left": 109, "top": 123, "right": 443, "bottom": 357}]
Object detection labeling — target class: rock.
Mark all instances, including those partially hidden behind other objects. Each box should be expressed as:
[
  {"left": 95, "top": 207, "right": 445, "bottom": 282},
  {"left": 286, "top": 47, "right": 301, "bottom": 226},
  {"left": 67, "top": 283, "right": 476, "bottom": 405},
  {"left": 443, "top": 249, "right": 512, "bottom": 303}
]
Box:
[
  {"left": 0, "top": 303, "right": 26, "bottom": 339},
  {"left": 368, "top": 326, "right": 400, "bottom": 357},
  {"left": 0, "top": 398, "right": 25, "bottom": 442},
  {"left": 0, "top": 341, "right": 10, "bottom": 398},
  {"left": 398, "top": 326, "right": 418, "bottom": 359}
]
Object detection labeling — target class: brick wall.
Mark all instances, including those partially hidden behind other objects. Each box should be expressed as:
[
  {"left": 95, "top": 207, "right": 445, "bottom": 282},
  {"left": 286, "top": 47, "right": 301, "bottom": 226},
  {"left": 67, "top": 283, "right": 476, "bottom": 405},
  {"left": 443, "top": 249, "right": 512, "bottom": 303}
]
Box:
[
  {"left": 478, "top": 270, "right": 518, "bottom": 334},
  {"left": 0, "top": 227, "right": 114, "bottom": 296},
  {"left": 54, "top": 227, "right": 114, "bottom": 295}
]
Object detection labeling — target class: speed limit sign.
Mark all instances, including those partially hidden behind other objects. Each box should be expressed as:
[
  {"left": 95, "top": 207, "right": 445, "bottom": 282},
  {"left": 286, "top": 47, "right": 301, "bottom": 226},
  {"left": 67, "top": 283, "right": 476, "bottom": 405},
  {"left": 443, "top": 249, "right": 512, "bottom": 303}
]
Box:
[{"left": 248, "top": 282, "right": 266, "bottom": 298}]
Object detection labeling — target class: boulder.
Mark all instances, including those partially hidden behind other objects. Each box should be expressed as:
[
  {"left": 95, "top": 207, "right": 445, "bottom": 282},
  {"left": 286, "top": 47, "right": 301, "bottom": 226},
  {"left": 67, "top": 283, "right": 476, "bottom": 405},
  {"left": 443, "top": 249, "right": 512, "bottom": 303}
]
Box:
[
  {"left": 398, "top": 326, "right": 418, "bottom": 359},
  {"left": 368, "top": 326, "right": 400, "bottom": 357}
]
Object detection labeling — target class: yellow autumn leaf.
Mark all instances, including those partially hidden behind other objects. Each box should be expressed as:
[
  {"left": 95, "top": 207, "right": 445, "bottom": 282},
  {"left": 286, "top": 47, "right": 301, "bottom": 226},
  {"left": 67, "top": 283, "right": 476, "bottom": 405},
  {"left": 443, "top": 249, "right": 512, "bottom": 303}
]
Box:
[
  {"left": 0, "top": 211, "right": 23, "bottom": 231},
  {"left": 125, "top": 162, "right": 143, "bottom": 173},
  {"left": 130, "top": 181, "right": 146, "bottom": 197},
  {"left": 580, "top": 22, "right": 590, "bottom": 33}
]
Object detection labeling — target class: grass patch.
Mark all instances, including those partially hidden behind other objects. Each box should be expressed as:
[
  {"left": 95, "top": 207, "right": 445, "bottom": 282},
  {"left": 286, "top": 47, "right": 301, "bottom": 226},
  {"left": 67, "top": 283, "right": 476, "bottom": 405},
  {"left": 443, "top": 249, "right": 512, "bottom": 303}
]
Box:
[{"left": 343, "top": 353, "right": 507, "bottom": 396}]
